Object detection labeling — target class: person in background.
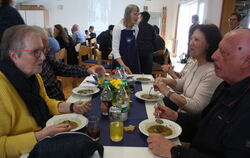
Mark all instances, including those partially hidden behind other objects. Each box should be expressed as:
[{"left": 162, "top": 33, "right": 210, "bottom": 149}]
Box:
[
  {"left": 64, "top": 26, "right": 78, "bottom": 65},
  {"left": 0, "top": 25, "right": 91, "bottom": 158},
  {"left": 44, "top": 27, "right": 60, "bottom": 59},
  {"left": 54, "top": 24, "right": 69, "bottom": 49},
  {"left": 0, "top": 0, "right": 25, "bottom": 40},
  {"left": 154, "top": 24, "right": 222, "bottom": 114},
  {"left": 97, "top": 25, "right": 114, "bottom": 60},
  {"left": 137, "top": 11, "right": 156, "bottom": 74},
  {"left": 88, "top": 25, "right": 96, "bottom": 40},
  {"left": 152, "top": 25, "right": 171, "bottom": 71},
  {"left": 111, "top": 4, "right": 140, "bottom": 74},
  {"left": 187, "top": 14, "right": 199, "bottom": 58},
  {"left": 228, "top": 12, "right": 242, "bottom": 31},
  {"left": 148, "top": 29, "right": 250, "bottom": 158},
  {"left": 71, "top": 24, "right": 86, "bottom": 45}
]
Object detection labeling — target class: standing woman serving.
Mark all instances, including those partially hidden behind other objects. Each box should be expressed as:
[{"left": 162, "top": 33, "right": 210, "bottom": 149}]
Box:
[{"left": 111, "top": 4, "right": 141, "bottom": 74}]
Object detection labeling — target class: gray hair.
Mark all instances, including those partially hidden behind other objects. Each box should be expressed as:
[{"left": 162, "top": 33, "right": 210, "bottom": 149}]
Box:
[
  {"left": 44, "top": 27, "right": 53, "bottom": 37},
  {"left": 123, "top": 4, "right": 139, "bottom": 27},
  {"left": 0, "top": 25, "right": 43, "bottom": 61}
]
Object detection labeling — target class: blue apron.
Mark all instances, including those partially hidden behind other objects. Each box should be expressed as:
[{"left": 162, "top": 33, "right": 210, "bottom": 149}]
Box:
[{"left": 113, "top": 29, "right": 141, "bottom": 74}]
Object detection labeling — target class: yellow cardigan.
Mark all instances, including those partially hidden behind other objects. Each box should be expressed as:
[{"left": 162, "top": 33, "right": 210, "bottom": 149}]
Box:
[{"left": 0, "top": 72, "right": 62, "bottom": 158}]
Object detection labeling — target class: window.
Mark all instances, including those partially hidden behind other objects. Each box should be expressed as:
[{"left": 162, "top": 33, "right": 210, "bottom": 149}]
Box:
[{"left": 175, "top": 0, "right": 205, "bottom": 58}]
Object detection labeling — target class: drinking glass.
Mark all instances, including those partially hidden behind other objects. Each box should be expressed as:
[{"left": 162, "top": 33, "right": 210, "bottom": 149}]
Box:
[
  {"left": 86, "top": 116, "right": 100, "bottom": 141},
  {"left": 109, "top": 106, "right": 123, "bottom": 142}
]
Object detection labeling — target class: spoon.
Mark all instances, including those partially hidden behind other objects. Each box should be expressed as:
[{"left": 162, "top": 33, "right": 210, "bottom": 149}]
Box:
[
  {"left": 155, "top": 103, "right": 164, "bottom": 124},
  {"left": 148, "top": 86, "right": 153, "bottom": 96}
]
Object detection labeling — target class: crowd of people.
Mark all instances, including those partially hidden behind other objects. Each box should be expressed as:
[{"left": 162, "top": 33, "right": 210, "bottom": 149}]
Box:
[{"left": 0, "top": 1, "right": 249, "bottom": 158}]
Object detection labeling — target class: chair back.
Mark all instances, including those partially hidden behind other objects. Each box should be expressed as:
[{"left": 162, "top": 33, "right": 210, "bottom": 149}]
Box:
[
  {"left": 78, "top": 45, "right": 92, "bottom": 65},
  {"left": 94, "top": 49, "right": 102, "bottom": 65},
  {"left": 55, "top": 48, "right": 67, "bottom": 64}
]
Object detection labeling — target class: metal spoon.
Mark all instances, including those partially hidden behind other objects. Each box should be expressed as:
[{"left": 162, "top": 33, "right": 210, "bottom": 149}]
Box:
[
  {"left": 148, "top": 86, "right": 153, "bottom": 95},
  {"left": 155, "top": 103, "right": 163, "bottom": 124}
]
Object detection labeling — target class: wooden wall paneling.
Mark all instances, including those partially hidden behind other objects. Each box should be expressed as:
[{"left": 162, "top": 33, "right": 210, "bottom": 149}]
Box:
[
  {"left": 172, "top": 4, "right": 180, "bottom": 57},
  {"left": 219, "top": 0, "right": 236, "bottom": 36},
  {"left": 161, "top": 7, "right": 167, "bottom": 39}
]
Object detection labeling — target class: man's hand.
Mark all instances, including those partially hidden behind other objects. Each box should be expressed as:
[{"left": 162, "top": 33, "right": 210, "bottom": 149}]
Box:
[
  {"left": 154, "top": 103, "right": 178, "bottom": 121},
  {"left": 147, "top": 133, "right": 176, "bottom": 158},
  {"left": 87, "top": 65, "right": 105, "bottom": 75}
]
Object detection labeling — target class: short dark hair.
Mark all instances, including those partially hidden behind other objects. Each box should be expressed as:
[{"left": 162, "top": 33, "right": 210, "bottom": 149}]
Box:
[
  {"left": 140, "top": 11, "right": 150, "bottom": 22},
  {"left": 108, "top": 25, "right": 114, "bottom": 31},
  {"left": 192, "top": 15, "right": 199, "bottom": 22},
  {"left": 230, "top": 12, "right": 241, "bottom": 22},
  {"left": 192, "top": 24, "right": 222, "bottom": 62},
  {"left": 153, "top": 25, "right": 160, "bottom": 34},
  {"left": 89, "top": 26, "right": 94, "bottom": 30}
]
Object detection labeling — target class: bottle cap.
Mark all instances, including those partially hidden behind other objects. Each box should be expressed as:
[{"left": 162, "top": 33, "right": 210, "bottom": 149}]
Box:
[
  {"left": 116, "top": 67, "right": 120, "bottom": 70},
  {"left": 120, "top": 83, "right": 125, "bottom": 88},
  {"left": 122, "top": 79, "right": 127, "bottom": 82},
  {"left": 120, "top": 65, "right": 125, "bottom": 68},
  {"left": 103, "top": 81, "right": 109, "bottom": 86}
]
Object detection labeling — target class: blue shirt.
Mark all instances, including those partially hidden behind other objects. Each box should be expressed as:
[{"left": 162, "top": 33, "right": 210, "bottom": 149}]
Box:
[
  {"left": 72, "top": 30, "right": 86, "bottom": 44},
  {"left": 48, "top": 37, "right": 60, "bottom": 59}
]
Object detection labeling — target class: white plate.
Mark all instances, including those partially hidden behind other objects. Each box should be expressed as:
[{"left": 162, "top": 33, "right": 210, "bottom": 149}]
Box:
[
  {"left": 134, "top": 76, "right": 153, "bottom": 83},
  {"left": 46, "top": 113, "right": 88, "bottom": 132},
  {"left": 135, "top": 91, "right": 160, "bottom": 102},
  {"left": 72, "top": 86, "right": 100, "bottom": 96},
  {"left": 139, "top": 118, "right": 182, "bottom": 139}
]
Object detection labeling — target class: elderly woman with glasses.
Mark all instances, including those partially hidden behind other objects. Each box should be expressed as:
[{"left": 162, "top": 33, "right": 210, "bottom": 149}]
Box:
[{"left": 0, "top": 25, "right": 92, "bottom": 158}]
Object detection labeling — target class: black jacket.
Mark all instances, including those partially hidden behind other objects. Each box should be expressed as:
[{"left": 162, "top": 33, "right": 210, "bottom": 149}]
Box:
[
  {"left": 0, "top": 4, "right": 25, "bottom": 40},
  {"left": 176, "top": 77, "right": 250, "bottom": 158},
  {"left": 137, "top": 21, "right": 156, "bottom": 53}
]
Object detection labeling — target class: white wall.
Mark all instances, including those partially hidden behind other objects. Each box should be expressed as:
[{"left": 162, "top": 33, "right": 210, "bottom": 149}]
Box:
[
  {"left": 203, "top": 0, "right": 223, "bottom": 27},
  {"left": 14, "top": 0, "right": 179, "bottom": 49}
]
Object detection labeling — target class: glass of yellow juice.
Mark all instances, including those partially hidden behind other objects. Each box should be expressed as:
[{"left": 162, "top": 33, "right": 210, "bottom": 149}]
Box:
[{"left": 110, "top": 121, "right": 124, "bottom": 142}]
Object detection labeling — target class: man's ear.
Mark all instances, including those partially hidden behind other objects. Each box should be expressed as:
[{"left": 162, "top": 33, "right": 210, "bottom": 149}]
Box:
[{"left": 8, "top": 50, "right": 18, "bottom": 62}]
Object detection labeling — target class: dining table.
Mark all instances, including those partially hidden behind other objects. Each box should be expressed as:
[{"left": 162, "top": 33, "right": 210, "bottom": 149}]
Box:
[{"left": 66, "top": 74, "right": 181, "bottom": 158}]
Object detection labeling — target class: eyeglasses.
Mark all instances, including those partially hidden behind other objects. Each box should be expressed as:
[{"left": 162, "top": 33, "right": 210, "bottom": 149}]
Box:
[
  {"left": 228, "top": 18, "right": 238, "bottom": 22},
  {"left": 14, "top": 48, "right": 48, "bottom": 58}
]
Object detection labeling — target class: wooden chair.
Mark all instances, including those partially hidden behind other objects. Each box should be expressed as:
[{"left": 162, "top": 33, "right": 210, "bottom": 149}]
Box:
[
  {"left": 78, "top": 45, "right": 98, "bottom": 66},
  {"left": 94, "top": 49, "right": 112, "bottom": 72},
  {"left": 55, "top": 48, "right": 67, "bottom": 64}
]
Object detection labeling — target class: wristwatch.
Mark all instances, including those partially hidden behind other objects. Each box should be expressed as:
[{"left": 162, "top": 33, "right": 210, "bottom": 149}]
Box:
[
  {"left": 171, "top": 145, "right": 182, "bottom": 158},
  {"left": 70, "top": 103, "right": 74, "bottom": 113}
]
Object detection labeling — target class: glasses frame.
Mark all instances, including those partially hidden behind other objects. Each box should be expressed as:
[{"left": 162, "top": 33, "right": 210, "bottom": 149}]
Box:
[{"left": 14, "top": 48, "right": 48, "bottom": 58}]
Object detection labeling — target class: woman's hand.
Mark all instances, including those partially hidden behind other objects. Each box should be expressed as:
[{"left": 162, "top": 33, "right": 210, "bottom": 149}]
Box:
[
  {"left": 35, "top": 124, "right": 72, "bottom": 141},
  {"left": 147, "top": 133, "right": 176, "bottom": 158},
  {"left": 154, "top": 78, "right": 170, "bottom": 96},
  {"left": 124, "top": 65, "right": 132, "bottom": 74},
  {"left": 161, "top": 64, "right": 171, "bottom": 73},
  {"left": 72, "top": 100, "right": 92, "bottom": 114},
  {"left": 154, "top": 103, "right": 178, "bottom": 121}
]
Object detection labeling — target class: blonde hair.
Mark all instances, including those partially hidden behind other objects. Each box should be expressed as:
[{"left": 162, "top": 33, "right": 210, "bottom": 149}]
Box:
[{"left": 123, "top": 4, "right": 139, "bottom": 27}]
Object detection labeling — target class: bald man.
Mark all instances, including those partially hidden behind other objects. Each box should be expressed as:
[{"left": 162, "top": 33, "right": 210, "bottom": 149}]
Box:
[
  {"left": 71, "top": 24, "right": 85, "bottom": 45},
  {"left": 147, "top": 29, "right": 250, "bottom": 158}
]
